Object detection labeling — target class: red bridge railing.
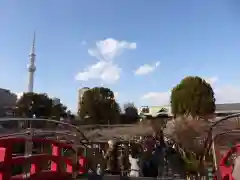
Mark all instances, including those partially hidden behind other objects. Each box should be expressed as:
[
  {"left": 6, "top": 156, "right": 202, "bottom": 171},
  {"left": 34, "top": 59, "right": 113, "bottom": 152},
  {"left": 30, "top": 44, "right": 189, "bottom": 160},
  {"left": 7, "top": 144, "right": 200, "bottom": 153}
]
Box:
[
  {"left": 218, "top": 144, "right": 240, "bottom": 180},
  {"left": 0, "top": 137, "right": 87, "bottom": 180}
]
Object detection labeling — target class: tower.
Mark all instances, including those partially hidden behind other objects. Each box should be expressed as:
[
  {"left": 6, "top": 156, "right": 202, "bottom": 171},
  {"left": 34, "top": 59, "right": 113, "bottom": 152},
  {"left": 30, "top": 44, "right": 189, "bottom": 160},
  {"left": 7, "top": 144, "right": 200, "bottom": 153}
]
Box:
[{"left": 27, "top": 32, "right": 36, "bottom": 92}]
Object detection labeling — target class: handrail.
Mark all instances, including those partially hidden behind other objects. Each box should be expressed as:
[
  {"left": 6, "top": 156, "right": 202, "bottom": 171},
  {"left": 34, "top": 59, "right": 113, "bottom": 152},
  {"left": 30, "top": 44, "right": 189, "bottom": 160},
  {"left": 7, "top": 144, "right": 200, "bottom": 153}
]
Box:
[
  {"left": 200, "top": 113, "right": 240, "bottom": 171},
  {"left": 0, "top": 130, "right": 88, "bottom": 147},
  {"left": 0, "top": 118, "right": 89, "bottom": 142},
  {"left": 211, "top": 113, "right": 240, "bottom": 128},
  {"left": 0, "top": 137, "right": 87, "bottom": 149},
  {"left": 204, "top": 129, "right": 240, "bottom": 159}
]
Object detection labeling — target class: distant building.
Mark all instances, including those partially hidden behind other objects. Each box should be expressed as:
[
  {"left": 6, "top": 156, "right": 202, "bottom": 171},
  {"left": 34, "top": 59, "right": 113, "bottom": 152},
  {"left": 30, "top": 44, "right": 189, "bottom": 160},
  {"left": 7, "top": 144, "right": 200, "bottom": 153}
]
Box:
[
  {"left": 139, "top": 103, "right": 240, "bottom": 118},
  {"left": 0, "top": 88, "right": 17, "bottom": 117},
  {"left": 215, "top": 103, "right": 240, "bottom": 116},
  {"left": 77, "top": 87, "right": 90, "bottom": 112},
  {"left": 139, "top": 105, "right": 172, "bottom": 117}
]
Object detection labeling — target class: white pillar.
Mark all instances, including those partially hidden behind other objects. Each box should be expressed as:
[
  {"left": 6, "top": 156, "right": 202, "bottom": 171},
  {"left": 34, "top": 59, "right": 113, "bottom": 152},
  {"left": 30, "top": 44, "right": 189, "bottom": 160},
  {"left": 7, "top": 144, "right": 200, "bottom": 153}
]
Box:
[
  {"left": 28, "top": 71, "right": 34, "bottom": 92},
  {"left": 27, "top": 32, "right": 36, "bottom": 92}
]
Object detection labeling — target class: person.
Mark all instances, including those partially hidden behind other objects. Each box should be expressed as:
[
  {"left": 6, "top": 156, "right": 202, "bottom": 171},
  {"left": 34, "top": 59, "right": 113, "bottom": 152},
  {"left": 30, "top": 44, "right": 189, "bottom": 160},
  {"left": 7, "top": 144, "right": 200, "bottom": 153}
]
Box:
[
  {"left": 119, "top": 144, "right": 130, "bottom": 176},
  {"left": 129, "top": 144, "right": 141, "bottom": 177},
  {"left": 96, "top": 164, "right": 102, "bottom": 175},
  {"left": 104, "top": 140, "right": 120, "bottom": 175},
  {"left": 140, "top": 137, "right": 158, "bottom": 177},
  {"left": 153, "top": 130, "right": 166, "bottom": 177}
]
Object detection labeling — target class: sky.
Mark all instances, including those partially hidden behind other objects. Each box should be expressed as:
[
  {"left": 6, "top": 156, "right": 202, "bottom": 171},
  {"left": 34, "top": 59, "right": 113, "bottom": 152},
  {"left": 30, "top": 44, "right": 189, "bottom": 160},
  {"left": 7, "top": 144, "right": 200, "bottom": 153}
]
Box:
[{"left": 1, "top": 0, "right": 240, "bottom": 112}]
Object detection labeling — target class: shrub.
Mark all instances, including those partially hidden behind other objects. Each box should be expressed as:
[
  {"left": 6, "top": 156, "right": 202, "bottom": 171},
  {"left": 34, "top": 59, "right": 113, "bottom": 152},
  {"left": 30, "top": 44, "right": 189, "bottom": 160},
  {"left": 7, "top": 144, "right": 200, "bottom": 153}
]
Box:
[{"left": 171, "top": 76, "right": 215, "bottom": 117}]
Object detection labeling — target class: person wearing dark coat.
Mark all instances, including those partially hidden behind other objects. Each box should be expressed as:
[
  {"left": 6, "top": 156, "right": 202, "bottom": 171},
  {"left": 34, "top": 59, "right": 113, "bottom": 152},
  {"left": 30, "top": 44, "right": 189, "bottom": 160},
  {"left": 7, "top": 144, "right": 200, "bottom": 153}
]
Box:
[{"left": 140, "top": 137, "right": 158, "bottom": 177}]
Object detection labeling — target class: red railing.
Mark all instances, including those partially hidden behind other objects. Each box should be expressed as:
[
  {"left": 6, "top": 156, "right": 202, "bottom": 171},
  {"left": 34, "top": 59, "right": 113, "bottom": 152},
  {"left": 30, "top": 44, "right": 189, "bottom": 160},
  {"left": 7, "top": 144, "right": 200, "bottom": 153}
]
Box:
[
  {"left": 0, "top": 137, "right": 87, "bottom": 180},
  {"left": 218, "top": 144, "right": 240, "bottom": 180}
]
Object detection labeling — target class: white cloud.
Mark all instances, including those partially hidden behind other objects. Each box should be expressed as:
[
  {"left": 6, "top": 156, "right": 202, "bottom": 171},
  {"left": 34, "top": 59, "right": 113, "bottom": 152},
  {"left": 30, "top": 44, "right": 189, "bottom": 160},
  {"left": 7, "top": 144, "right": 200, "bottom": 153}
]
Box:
[
  {"left": 142, "top": 91, "right": 170, "bottom": 106},
  {"left": 88, "top": 38, "right": 136, "bottom": 61},
  {"left": 141, "top": 76, "right": 240, "bottom": 105},
  {"left": 205, "top": 76, "right": 218, "bottom": 85},
  {"left": 135, "top": 61, "right": 160, "bottom": 75},
  {"left": 75, "top": 61, "right": 121, "bottom": 83},
  {"left": 76, "top": 38, "right": 136, "bottom": 83}
]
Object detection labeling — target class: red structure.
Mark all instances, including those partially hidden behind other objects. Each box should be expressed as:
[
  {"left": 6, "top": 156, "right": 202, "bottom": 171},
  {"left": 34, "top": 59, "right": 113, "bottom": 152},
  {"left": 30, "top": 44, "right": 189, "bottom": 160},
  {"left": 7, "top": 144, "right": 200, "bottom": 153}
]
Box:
[
  {"left": 219, "top": 144, "right": 240, "bottom": 180},
  {"left": 0, "top": 137, "right": 87, "bottom": 180},
  {"left": 200, "top": 114, "right": 240, "bottom": 179}
]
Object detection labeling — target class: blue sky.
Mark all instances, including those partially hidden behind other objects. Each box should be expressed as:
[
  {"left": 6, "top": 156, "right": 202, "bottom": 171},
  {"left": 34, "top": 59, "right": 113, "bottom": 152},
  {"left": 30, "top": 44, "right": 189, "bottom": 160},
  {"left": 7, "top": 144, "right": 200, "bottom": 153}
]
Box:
[{"left": 1, "top": 0, "right": 240, "bottom": 112}]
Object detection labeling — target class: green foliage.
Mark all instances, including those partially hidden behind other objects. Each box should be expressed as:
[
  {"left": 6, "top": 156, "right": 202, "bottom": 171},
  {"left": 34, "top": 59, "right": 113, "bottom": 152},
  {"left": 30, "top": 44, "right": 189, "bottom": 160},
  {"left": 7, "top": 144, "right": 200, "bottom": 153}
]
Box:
[
  {"left": 121, "top": 102, "right": 139, "bottom": 124},
  {"left": 183, "top": 156, "right": 199, "bottom": 174},
  {"left": 51, "top": 103, "right": 67, "bottom": 120},
  {"left": 171, "top": 76, "right": 216, "bottom": 117},
  {"left": 16, "top": 92, "right": 67, "bottom": 119},
  {"left": 78, "top": 87, "right": 121, "bottom": 124},
  {"left": 123, "top": 103, "right": 138, "bottom": 117}
]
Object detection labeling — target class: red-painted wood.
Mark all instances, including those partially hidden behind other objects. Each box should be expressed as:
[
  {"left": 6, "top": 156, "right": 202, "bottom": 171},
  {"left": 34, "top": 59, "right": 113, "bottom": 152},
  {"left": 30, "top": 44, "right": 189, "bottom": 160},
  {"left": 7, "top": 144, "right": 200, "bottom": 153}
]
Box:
[
  {"left": 0, "top": 137, "right": 87, "bottom": 180},
  {"left": 0, "top": 147, "right": 7, "bottom": 180},
  {"left": 51, "top": 144, "right": 62, "bottom": 172},
  {"left": 219, "top": 144, "right": 240, "bottom": 180},
  {"left": 79, "top": 156, "right": 87, "bottom": 175}
]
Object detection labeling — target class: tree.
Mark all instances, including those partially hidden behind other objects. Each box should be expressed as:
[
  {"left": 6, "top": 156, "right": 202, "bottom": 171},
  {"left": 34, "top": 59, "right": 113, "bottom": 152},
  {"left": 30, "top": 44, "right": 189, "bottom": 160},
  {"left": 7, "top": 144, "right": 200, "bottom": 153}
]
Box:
[
  {"left": 121, "top": 102, "right": 139, "bottom": 124},
  {"left": 165, "top": 115, "right": 211, "bottom": 173},
  {"left": 164, "top": 115, "right": 211, "bottom": 172},
  {"left": 170, "top": 76, "right": 216, "bottom": 117},
  {"left": 166, "top": 115, "right": 209, "bottom": 155},
  {"left": 16, "top": 93, "right": 50, "bottom": 118},
  {"left": 16, "top": 92, "right": 67, "bottom": 119},
  {"left": 50, "top": 103, "right": 67, "bottom": 120},
  {"left": 78, "top": 87, "right": 120, "bottom": 124}
]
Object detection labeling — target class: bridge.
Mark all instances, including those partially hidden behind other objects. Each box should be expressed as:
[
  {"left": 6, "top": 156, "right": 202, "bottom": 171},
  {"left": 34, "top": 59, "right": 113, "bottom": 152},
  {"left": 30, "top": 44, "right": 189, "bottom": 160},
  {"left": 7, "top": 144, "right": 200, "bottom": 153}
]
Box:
[
  {"left": 0, "top": 118, "right": 166, "bottom": 142},
  {"left": 199, "top": 113, "right": 240, "bottom": 179},
  {"left": 0, "top": 117, "right": 187, "bottom": 180},
  {"left": 4, "top": 115, "right": 240, "bottom": 180}
]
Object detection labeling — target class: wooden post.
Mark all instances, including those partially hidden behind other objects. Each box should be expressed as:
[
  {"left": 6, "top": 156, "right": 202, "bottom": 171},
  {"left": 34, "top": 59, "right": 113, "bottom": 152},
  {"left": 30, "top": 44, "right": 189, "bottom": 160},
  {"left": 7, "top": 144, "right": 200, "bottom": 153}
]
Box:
[
  {"left": 24, "top": 129, "right": 34, "bottom": 177},
  {"left": 67, "top": 146, "right": 79, "bottom": 178}
]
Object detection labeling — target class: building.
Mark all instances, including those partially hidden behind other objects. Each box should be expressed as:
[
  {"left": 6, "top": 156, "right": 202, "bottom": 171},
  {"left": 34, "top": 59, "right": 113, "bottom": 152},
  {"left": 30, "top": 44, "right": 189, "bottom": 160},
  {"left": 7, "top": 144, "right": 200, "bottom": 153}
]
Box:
[
  {"left": 139, "top": 105, "right": 172, "bottom": 117},
  {"left": 0, "top": 89, "right": 17, "bottom": 117},
  {"left": 215, "top": 103, "right": 240, "bottom": 116},
  {"left": 77, "top": 87, "right": 90, "bottom": 111},
  {"left": 139, "top": 103, "right": 240, "bottom": 118}
]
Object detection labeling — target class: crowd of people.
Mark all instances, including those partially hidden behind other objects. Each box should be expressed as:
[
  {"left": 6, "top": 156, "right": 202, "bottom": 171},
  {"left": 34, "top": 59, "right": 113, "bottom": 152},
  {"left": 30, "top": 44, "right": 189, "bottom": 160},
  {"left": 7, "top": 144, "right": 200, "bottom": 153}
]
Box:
[{"left": 88, "top": 130, "right": 182, "bottom": 178}]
